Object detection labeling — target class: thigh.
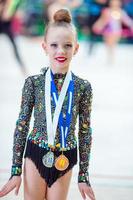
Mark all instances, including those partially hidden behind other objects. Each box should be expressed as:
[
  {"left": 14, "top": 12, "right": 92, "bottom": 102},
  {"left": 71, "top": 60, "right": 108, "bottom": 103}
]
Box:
[
  {"left": 24, "top": 158, "right": 47, "bottom": 200},
  {"left": 46, "top": 170, "right": 72, "bottom": 200},
  {"left": 104, "top": 34, "right": 121, "bottom": 47}
]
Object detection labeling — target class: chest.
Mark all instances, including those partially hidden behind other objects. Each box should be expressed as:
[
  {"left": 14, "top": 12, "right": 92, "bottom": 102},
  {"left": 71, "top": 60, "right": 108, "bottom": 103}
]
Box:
[{"left": 33, "top": 77, "right": 81, "bottom": 117}]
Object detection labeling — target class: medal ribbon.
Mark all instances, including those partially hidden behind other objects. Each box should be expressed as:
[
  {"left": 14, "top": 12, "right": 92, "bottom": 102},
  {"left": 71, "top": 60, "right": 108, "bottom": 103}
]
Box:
[
  {"left": 51, "top": 72, "right": 74, "bottom": 148},
  {"left": 45, "top": 68, "right": 73, "bottom": 148}
]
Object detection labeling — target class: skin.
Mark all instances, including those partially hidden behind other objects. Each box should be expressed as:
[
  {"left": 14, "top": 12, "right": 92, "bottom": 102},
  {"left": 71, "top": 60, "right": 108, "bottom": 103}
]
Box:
[
  {"left": 42, "top": 26, "right": 79, "bottom": 74},
  {"left": 109, "top": 0, "right": 122, "bottom": 9},
  {"left": 0, "top": 176, "right": 21, "bottom": 197},
  {"left": 23, "top": 158, "right": 72, "bottom": 200},
  {"left": 0, "top": 25, "right": 96, "bottom": 200}
]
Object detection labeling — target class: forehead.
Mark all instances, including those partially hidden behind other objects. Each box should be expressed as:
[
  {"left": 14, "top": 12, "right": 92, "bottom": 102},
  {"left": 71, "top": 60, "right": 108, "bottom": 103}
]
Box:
[
  {"left": 46, "top": 26, "right": 75, "bottom": 43},
  {"left": 111, "top": 0, "right": 121, "bottom": 4}
]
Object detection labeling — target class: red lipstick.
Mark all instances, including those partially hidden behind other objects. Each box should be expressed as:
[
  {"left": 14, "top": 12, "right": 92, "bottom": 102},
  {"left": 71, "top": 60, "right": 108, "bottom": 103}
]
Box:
[{"left": 55, "top": 57, "right": 67, "bottom": 63}]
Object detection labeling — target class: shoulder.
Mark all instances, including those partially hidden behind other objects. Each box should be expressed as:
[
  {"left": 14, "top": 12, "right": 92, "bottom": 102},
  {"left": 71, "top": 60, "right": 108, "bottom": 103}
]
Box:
[
  {"left": 102, "top": 8, "right": 109, "bottom": 14},
  {"left": 25, "top": 67, "right": 48, "bottom": 86},
  {"left": 72, "top": 72, "right": 92, "bottom": 93},
  {"left": 102, "top": 8, "right": 110, "bottom": 16}
]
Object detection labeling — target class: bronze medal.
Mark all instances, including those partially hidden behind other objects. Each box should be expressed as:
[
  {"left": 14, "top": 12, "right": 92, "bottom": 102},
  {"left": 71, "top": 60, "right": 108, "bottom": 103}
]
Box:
[{"left": 55, "top": 154, "right": 69, "bottom": 171}]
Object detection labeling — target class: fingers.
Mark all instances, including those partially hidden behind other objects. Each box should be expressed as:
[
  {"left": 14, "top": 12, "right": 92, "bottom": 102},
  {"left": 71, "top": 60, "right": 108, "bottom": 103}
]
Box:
[
  {"left": 85, "top": 187, "right": 96, "bottom": 200},
  {"left": 82, "top": 191, "right": 86, "bottom": 200},
  {"left": 15, "top": 181, "right": 21, "bottom": 196},
  {"left": 0, "top": 176, "right": 22, "bottom": 197},
  {"left": 0, "top": 181, "right": 16, "bottom": 197},
  {"left": 79, "top": 186, "right": 86, "bottom": 200},
  {"left": 78, "top": 183, "right": 96, "bottom": 200}
]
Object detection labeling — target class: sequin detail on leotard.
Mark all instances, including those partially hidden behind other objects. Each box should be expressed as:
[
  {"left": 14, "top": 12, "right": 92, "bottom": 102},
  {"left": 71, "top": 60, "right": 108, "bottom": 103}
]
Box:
[{"left": 11, "top": 67, "right": 93, "bottom": 186}]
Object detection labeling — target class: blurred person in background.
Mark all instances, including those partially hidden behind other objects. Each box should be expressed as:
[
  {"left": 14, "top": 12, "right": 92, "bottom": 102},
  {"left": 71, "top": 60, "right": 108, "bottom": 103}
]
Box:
[
  {"left": 73, "top": 0, "right": 108, "bottom": 54},
  {"left": 92, "top": 0, "right": 133, "bottom": 63},
  {"left": 0, "top": 0, "right": 27, "bottom": 75},
  {"left": 22, "top": 0, "right": 45, "bottom": 37},
  {"left": 87, "top": 0, "right": 108, "bottom": 54}
]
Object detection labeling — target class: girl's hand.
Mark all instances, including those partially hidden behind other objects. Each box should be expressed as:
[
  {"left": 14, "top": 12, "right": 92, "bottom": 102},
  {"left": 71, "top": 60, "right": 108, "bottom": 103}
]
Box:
[
  {"left": 78, "top": 183, "right": 96, "bottom": 200},
  {"left": 0, "top": 176, "right": 22, "bottom": 197}
]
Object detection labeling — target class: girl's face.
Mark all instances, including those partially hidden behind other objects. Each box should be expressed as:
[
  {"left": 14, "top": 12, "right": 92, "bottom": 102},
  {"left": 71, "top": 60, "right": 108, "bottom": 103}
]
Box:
[
  {"left": 110, "top": 0, "right": 122, "bottom": 9},
  {"left": 42, "top": 26, "right": 79, "bottom": 73}
]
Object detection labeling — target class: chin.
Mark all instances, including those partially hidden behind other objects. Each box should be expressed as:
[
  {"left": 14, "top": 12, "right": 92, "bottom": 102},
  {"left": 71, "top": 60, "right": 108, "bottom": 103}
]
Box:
[
  {"left": 56, "top": 65, "right": 69, "bottom": 72},
  {"left": 58, "top": 66, "right": 68, "bottom": 71},
  {"left": 55, "top": 62, "right": 68, "bottom": 68}
]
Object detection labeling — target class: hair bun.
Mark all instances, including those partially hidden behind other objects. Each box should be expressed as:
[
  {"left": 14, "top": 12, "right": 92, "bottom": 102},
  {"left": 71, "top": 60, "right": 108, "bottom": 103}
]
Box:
[{"left": 53, "top": 9, "right": 72, "bottom": 23}]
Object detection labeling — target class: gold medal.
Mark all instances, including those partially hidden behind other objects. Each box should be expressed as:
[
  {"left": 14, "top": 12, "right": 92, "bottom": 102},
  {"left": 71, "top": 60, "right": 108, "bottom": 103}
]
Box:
[{"left": 55, "top": 153, "right": 69, "bottom": 171}]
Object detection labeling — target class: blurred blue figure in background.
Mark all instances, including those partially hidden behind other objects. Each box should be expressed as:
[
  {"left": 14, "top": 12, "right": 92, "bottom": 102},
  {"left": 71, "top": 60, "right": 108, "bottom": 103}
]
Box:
[
  {"left": 73, "top": 0, "right": 108, "bottom": 54},
  {"left": 87, "top": 0, "right": 108, "bottom": 54},
  {"left": 22, "top": 0, "right": 45, "bottom": 36}
]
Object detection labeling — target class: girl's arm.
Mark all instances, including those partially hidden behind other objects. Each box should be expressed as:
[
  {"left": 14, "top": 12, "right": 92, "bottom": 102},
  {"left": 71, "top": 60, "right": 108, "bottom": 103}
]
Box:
[
  {"left": 11, "top": 77, "right": 34, "bottom": 179},
  {"left": 78, "top": 81, "right": 93, "bottom": 186},
  {"left": 122, "top": 10, "right": 133, "bottom": 30},
  {"left": 92, "top": 8, "right": 110, "bottom": 34},
  {"left": 0, "top": 77, "right": 34, "bottom": 197}
]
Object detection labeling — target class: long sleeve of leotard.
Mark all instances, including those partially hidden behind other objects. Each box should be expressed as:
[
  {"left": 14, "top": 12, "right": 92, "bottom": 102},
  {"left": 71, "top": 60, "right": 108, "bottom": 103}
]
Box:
[
  {"left": 11, "top": 77, "right": 34, "bottom": 177},
  {"left": 78, "top": 81, "right": 93, "bottom": 186}
]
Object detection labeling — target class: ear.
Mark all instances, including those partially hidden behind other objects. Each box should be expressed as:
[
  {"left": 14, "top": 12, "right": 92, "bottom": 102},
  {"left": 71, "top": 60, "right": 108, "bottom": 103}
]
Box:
[
  {"left": 42, "top": 42, "right": 48, "bottom": 55},
  {"left": 73, "top": 43, "right": 79, "bottom": 55}
]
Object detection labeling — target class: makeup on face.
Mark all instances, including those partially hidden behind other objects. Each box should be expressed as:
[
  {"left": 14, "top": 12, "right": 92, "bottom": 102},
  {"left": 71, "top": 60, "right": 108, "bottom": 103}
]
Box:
[{"left": 43, "top": 26, "right": 78, "bottom": 73}]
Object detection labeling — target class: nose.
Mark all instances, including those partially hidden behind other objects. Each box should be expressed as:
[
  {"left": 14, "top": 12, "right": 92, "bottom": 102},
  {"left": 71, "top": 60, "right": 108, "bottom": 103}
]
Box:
[{"left": 57, "top": 46, "right": 65, "bottom": 55}]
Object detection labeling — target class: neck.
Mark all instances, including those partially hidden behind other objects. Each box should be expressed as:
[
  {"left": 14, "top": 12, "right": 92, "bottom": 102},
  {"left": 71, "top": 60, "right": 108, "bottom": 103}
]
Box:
[
  {"left": 50, "top": 66, "right": 69, "bottom": 74},
  {"left": 111, "top": 7, "right": 120, "bottom": 11}
]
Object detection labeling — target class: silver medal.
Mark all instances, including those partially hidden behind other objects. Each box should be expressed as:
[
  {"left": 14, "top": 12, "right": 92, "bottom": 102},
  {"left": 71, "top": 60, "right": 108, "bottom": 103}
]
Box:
[{"left": 42, "top": 151, "right": 54, "bottom": 168}]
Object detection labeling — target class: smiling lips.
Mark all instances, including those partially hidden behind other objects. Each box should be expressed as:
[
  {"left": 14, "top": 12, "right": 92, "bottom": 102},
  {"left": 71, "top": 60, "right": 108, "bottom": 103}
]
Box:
[{"left": 55, "top": 57, "right": 67, "bottom": 63}]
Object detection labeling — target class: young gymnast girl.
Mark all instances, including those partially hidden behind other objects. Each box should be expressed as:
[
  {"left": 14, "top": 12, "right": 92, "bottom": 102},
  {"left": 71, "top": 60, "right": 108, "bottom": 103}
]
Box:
[{"left": 0, "top": 8, "right": 95, "bottom": 200}]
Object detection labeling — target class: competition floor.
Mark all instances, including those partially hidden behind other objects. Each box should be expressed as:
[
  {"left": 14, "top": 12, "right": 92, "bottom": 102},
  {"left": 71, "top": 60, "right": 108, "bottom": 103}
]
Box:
[{"left": 0, "top": 35, "right": 133, "bottom": 200}]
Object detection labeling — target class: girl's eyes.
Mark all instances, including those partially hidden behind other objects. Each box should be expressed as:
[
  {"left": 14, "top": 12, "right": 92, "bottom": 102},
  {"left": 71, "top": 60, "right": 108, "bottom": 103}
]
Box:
[
  {"left": 50, "top": 43, "right": 57, "bottom": 47},
  {"left": 50, "top": 44, "right": 73, "bottom": 48},
  {"left": 65, "top": 44, "right": 72, "bottom": 48}
]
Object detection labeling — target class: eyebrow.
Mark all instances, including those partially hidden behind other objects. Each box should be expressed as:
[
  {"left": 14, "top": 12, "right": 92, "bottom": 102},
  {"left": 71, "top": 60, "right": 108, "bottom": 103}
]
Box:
[{"left": 50, "top": 41, "right": 73, "bottom": 43}]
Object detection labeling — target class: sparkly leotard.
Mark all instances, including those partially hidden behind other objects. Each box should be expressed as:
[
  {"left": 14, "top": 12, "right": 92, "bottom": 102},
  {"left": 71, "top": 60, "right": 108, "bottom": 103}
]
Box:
[{"left": 11, "top": 67, "right": 93, "bottom": 187}]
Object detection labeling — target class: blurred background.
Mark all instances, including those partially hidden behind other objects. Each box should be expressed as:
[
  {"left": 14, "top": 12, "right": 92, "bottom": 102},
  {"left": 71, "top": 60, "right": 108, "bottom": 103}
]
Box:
[{"left": 0, "top": 0, "right": 133, "bottom": 199}]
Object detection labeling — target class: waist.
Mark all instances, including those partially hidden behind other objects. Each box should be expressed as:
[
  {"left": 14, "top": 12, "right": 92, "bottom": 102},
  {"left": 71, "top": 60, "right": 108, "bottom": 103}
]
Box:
[
  {"left": 25, "top": 139, "right": 77, "bottom": 156},
  {"left": 28, "top": 130, "right": 77, "bottom": 151}
]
